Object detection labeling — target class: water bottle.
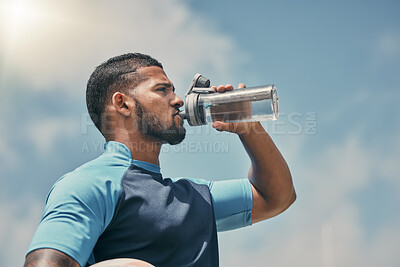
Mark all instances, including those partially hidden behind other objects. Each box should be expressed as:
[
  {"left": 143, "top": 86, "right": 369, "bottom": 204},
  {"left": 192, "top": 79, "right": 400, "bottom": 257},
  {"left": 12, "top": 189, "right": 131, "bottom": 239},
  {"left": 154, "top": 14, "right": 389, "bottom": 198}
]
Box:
[{"left": 179, "top": 74, "right": 279, "bottom": 126}]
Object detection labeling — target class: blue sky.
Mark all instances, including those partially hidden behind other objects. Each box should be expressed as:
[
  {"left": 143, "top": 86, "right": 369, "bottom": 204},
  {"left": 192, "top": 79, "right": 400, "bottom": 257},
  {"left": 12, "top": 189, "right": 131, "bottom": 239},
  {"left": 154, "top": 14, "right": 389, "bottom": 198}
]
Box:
[{"left": 1, "top": 0, "right": 399, "bottom": 266}]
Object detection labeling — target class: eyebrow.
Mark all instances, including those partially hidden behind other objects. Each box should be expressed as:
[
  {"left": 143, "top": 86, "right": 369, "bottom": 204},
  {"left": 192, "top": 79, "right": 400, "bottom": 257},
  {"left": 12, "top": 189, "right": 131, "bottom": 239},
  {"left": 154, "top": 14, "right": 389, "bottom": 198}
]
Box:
[{"left": 154, "top": 83, "right": 175, "bottom": 92}]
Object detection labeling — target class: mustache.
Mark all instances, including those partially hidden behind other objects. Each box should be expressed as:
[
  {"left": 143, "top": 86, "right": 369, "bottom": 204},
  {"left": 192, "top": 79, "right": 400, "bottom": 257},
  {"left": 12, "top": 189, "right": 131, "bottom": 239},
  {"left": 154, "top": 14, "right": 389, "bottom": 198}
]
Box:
[{"left": 173, "top": 108, "right": 181, "bottom": 116}]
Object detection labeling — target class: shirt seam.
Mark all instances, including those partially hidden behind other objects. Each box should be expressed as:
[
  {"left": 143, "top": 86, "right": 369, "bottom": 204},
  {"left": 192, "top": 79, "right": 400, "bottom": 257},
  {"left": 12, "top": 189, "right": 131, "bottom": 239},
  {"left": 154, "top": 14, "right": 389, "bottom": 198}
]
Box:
[{"left": 216, "top": 209, "right": 252, "bottom": 222}]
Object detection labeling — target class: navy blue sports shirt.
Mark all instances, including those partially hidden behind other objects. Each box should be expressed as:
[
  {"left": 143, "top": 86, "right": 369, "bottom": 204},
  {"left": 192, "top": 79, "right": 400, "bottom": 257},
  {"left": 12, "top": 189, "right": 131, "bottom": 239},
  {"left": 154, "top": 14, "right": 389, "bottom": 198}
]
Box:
[{"left": 28, "top": 141, "right": 253, "bottom": 266}]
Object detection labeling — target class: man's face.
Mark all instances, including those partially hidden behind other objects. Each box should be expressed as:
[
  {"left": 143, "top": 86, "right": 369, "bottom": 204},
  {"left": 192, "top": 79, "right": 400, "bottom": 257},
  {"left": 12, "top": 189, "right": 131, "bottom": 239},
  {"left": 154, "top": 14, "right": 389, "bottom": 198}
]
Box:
[{"left": 129, "top": 66, "right": 186, "bottom": 145}]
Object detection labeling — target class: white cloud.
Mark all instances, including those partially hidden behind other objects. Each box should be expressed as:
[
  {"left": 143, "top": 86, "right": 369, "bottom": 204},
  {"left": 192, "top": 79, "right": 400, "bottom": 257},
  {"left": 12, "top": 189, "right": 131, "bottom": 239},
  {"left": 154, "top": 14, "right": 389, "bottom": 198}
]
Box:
[
  {"left": 0, "top": 0, "right": 247, "bottom": 92},
  {"left": 0, "top": 126, "right": 19, "bottom": 168},
  {"left": 377, "top": 33, "right": 400, "bottom": 57},
  {"left": 218, "top": 133, "right": 400, "bottom": 267},
  {"left": 28, "top": 117, "right": 80, "bottom": 155},
  {"left": 375, "top": 137, "right": 400, "bottom": 187},
  {"left": 0, "top": 197, "right": 42, "bottom": 267},
  {"left": 370, "top": 31, "right": 400, "bottom": 68}
]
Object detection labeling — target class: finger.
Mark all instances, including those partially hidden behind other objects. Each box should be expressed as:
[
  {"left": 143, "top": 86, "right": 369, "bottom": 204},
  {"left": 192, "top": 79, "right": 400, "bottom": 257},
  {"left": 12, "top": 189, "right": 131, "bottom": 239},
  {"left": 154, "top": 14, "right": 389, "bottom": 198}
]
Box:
[
  {"left": 211, "top": 85, "right": 217, "bottom": 90},
  {"left": 238, "top": 83, "right": 246, "bottom": 88},
  {"left": 225, "top": 84, "right": 234, "bottom": 91},
  {"left": 212, "top": 121, "right": 224, "bottom": 131},
  {"left": 212, "top": 121, "right": 234, "bottom": 132},
  {"left": 216, "top": 85, "right": 226, "bottom": 93}
]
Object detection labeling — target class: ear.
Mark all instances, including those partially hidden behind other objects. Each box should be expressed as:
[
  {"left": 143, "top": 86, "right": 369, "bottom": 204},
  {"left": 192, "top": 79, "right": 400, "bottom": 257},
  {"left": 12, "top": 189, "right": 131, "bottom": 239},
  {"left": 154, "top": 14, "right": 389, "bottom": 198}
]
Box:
[{"left": 111, "top": 92, "right": 133, "bottom": 117}]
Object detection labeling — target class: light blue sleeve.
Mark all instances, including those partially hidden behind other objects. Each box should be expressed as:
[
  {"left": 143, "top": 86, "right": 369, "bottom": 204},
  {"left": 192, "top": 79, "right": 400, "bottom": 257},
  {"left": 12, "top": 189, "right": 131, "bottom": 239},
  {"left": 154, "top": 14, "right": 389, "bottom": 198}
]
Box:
[
  {"left": 27, "top": 169, "right": 122, "bottom": 267},
  {"left": 176, "top": 178, "right": 253, "bottom": 232}
]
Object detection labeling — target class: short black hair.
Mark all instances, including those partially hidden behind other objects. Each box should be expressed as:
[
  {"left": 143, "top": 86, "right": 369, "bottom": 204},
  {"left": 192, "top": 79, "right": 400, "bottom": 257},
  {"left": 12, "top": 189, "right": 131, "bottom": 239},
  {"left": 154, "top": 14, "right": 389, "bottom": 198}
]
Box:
[{"left": 86, "top": 53, "right": 163, "bottom": 135}]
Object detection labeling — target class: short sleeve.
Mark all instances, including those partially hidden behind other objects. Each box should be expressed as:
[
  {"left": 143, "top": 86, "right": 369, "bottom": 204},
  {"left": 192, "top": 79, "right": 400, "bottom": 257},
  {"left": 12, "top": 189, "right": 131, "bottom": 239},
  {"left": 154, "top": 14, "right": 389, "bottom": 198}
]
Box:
[
  {"left": 27, "top": 173, "right": 121, "bottom": 267},
  {"left": 177, "top": 178, "right": 253, "bottom": 232},
  {"left": 209, "top": 179, "right": 253, "bottom": 231}
]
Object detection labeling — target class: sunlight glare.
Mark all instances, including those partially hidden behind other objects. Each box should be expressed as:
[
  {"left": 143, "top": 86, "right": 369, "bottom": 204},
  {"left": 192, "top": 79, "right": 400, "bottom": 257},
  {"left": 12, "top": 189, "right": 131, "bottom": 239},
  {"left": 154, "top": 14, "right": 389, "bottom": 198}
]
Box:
[
  {"left": 1, "top": 0, "right": 44, "bottom": 38},
  {"left": 6, "top": 1, "right": 29, "bottom": 24}
]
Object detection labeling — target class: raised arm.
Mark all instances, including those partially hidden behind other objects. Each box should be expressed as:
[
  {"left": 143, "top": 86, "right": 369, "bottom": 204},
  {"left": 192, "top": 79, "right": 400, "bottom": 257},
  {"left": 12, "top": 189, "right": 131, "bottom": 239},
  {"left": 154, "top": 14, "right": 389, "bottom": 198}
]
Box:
[{"left": 212, "top": 83, "right": 296, "bottom": 223}]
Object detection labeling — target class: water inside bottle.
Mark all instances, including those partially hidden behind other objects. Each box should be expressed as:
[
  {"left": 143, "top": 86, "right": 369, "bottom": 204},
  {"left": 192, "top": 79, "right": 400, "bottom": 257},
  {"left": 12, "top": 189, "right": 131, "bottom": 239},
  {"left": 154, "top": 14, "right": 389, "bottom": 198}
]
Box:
[{"left": 203, "top": 97, "right": 277, "bottom": 124}]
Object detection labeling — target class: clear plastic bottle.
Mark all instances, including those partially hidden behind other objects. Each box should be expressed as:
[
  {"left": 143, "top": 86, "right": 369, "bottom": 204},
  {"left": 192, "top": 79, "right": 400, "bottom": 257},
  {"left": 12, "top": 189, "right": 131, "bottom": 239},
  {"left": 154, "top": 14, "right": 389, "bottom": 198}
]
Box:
[
  {"left": 199, "top": 85, "right": 279, "bottom": 124},
  {"left": 179, "top": 74, "right": 279, "bottom": 126}
]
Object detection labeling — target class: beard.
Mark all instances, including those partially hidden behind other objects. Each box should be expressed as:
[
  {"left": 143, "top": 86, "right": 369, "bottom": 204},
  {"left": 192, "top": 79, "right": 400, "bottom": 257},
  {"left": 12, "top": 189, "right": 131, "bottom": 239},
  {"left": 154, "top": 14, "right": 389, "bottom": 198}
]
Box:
[{"left": 133, "top": 98, "right": 186, "bottom": 145}]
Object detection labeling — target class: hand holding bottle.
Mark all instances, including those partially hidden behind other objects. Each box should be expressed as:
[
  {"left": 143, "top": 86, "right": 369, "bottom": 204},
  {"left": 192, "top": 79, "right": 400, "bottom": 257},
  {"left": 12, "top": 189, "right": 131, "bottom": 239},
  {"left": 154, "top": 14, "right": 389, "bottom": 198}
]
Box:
[{"left": 210, "top": 83, "right": 260, "bottom": 135}]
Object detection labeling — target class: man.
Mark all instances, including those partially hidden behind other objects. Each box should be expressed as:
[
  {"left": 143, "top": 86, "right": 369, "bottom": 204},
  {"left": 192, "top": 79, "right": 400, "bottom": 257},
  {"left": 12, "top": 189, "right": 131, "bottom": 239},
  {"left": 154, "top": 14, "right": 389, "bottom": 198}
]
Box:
[{"left": 24, "top": 53, "right": 296, "bottom": 267}]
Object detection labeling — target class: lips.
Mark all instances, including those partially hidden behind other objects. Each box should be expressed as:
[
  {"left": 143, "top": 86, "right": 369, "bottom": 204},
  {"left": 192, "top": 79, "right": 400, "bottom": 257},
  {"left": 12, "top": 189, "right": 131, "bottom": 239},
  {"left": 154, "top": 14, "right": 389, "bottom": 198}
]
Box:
[
  {"left": 173, "top": 110, "right": 184, "bottom": 126},
  {"left": 173, "top": 110, "right": 180, "bottom": 116}
]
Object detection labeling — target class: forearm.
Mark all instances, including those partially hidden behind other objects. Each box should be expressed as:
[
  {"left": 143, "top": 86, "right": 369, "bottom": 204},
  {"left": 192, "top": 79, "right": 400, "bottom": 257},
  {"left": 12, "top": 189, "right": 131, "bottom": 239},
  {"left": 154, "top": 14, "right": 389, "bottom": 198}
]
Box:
[
  {"left": 210, "top": 83, "right": 295, "bottom": 220},
  {"left": 238, "top": 122, "right": 296, "bottom": 217}
]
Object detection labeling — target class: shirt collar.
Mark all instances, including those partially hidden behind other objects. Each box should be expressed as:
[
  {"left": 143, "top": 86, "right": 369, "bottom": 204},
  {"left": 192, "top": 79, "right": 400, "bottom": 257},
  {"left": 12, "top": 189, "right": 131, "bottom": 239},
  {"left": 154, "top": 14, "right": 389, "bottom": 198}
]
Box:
[{"left": 104, "top": 141, "right": 161, "bottom": 174}]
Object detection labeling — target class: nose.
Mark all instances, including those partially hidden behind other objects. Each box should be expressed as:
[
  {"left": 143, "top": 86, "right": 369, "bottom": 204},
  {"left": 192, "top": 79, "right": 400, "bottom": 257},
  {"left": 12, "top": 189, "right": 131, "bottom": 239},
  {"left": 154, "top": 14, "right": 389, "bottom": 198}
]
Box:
[{"left": 171, "top": 92, "right": 184, "bottom": 108}]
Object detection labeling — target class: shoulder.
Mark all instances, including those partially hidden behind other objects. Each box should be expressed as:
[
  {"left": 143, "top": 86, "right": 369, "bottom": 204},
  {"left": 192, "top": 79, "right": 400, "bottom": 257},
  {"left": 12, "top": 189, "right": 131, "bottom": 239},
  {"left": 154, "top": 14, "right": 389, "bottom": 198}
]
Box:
[
  {"left": 45, "top": 154, "right": 132, "bottom": 214},
  {"left": 28, "top": 152, "right": 133, "bottom": 266}
]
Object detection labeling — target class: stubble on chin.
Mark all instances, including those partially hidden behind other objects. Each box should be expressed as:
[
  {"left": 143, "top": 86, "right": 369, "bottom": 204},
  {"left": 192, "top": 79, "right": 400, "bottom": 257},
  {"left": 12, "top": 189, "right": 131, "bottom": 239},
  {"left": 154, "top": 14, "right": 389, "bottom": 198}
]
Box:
[{"left": 134, "top": 99, "right": 186, "bottom": 145}]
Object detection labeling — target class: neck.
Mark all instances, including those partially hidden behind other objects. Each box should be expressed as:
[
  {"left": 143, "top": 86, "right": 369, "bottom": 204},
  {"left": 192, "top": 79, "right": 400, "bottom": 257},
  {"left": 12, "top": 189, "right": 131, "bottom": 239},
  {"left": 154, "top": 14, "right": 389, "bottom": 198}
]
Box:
[{"left": 108, "top": 133, "right": 162, "bottom": 166}]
